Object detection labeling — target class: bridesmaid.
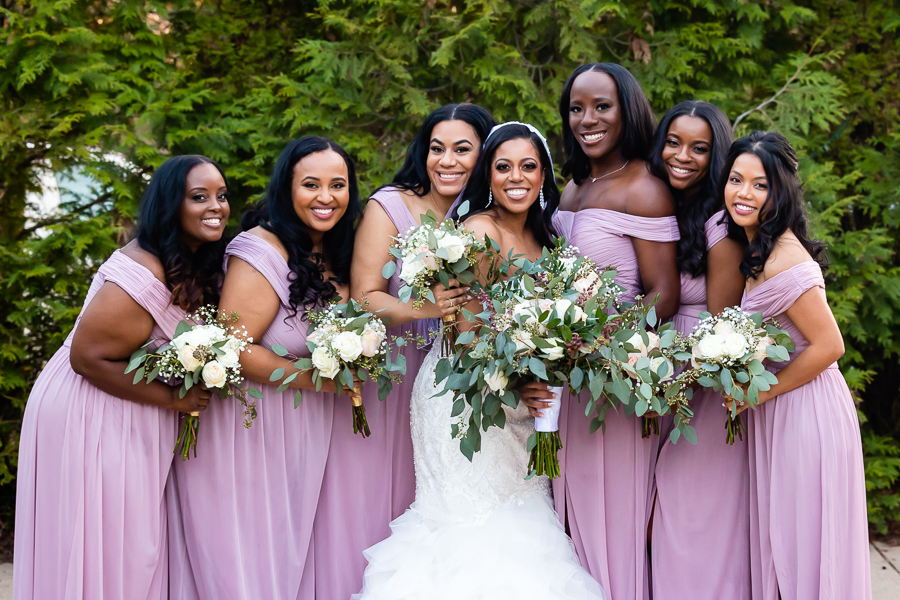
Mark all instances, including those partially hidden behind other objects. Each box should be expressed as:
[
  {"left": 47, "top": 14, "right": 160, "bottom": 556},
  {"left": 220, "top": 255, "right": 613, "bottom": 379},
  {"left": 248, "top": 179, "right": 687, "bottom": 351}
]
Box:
[
  {"left": 647, "top": 101, "right": 750, "bottom": 600},
  {"left": 318, "top": 103, "right": 495, "bottom": 598},
  {"left": 13, "top": 155, "right": 227, "bottom": 600},
  {"left": 524, "top": 63, "right": 680, "bottom": 600},
  {"left": 723, "top": 131, "right": 871, "bottom": 600},
  {"left": 168, "top": 137, "right": 359, "bottom": 599}
]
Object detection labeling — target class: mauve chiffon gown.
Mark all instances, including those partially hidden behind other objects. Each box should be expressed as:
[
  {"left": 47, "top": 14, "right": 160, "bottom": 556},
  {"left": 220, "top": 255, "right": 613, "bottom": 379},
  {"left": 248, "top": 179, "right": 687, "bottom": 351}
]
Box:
[
  {"left": 14, "top": 250, "right": 183, "bottom": 600},
  {"left": 313, "top": 187, "right": 429, "bottom": 599},
  {"left": 552, "top": 209, "right": 679, "bottom": 600},
  {"left": 651, "top": 210, "right": 751, "bottom": 600},
  {"left": 167, "top": 232, "right": 334, "bottom": 599},
  {"left": 742, "top": 260, "right": 871, "bottom": 600}
]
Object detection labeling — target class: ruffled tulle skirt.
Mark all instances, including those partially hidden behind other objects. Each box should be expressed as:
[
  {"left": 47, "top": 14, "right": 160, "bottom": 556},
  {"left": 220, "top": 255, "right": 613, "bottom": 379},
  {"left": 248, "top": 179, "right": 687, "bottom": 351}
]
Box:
[{"left": 353, "top": 493, "right": 604, "bottom": 599}]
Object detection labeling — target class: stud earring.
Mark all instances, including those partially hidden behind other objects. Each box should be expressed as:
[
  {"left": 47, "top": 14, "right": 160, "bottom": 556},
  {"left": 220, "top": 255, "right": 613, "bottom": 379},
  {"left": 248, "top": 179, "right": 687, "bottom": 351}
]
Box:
[
  {"left": 539, "top": 188, "right": 546, "bottom": 211},
  {"left": 486, "top": 190, "right": 493, "bottom": 208}
]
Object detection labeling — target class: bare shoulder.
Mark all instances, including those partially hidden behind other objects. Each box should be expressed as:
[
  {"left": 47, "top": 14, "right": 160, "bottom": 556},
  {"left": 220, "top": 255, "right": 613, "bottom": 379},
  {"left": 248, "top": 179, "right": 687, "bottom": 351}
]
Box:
[
  {"left": 119, "top": 240, "right": 166, "bottom": 283},
  {"left": 763, "top": 231, "right": 814, "bottom": 279},
  {"left": 559, "top": 180, "right": 579, "bottom": 211},
  {"left": 623, "top": 161, "right": 675, "bottom": 218},
  {"left": 463, "top": 214, "right": 503, "bottom": 242},
  {"left": 246, "top": 225, "right": 289, "bottom": 262}
]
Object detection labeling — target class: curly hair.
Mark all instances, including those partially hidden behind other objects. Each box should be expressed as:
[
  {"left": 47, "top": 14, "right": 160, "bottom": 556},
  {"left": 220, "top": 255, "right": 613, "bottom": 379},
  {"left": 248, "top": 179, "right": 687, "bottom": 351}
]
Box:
[{"left": 136, "top": 154, "right": 228, "bottom": 311}]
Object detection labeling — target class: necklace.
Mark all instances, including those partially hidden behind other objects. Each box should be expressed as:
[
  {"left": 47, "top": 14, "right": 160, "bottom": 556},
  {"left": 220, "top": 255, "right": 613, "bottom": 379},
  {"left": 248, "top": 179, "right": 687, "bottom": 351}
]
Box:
[{"left": 590, "top": 160, "right": 630, "bottom": 183}]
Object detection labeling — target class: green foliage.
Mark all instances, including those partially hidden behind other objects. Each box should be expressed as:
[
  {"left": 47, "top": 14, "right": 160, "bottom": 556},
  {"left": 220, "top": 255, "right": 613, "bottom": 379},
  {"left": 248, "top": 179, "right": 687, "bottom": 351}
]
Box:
[
  {"left": 860, "top": 411, "right": 900, "bottom": 535},
  {"left": 1, "top": 0, "right": 899, "bottom": 529}
]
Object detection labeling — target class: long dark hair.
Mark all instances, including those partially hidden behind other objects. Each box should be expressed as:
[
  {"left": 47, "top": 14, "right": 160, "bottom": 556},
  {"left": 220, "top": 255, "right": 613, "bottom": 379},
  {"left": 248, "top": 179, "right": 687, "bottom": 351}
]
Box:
[
  {"left": 722, "top": 131, "right": 827, "bottom": 277},
  {"left": 648, "top": 101, "right": 733, "bottom": 277},
  {"left": 450, "top": 123, "right": 559, "bottom": 249},
  {"left": 241, "top": 136, "right": 360, "bottom": 314},
  {"left": 389, "top": 103, "right": 496, "bottom": 194},
  {"left": 559, "top": 63, "right": 656, "bottom": 185},
  {"left": 136, "top": 154, "right": 228, "bottom": 311}
]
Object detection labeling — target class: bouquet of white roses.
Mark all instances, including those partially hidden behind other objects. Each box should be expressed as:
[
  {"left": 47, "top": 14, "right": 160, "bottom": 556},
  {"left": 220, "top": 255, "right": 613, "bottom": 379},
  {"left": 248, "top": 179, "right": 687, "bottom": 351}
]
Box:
[
  {"left": 684, "top": 307, "right": 793, "bottom": 444},
  {"left": 127, "top": 305, "right": 260, "bottom": 460},
  {"left": 271, "top": 299, "right": 406, "bottom": 437},
  {"left": 383, "top": 209, "right": 485, "bottom": 355},
  {"left": 437, "top": 239, "right": 623, "bottom": 478}
]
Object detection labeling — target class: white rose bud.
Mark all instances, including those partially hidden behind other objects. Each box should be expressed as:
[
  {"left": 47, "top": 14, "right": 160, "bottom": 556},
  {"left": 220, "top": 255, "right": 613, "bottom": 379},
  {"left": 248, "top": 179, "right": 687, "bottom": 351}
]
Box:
[
  {"left": 437, "top": 235, "right": 466, "bottom": 263},
  {"left": 697, "top": 334, "right": 726, "bottom": 361},
  {"left": 312, "top": 346, "right": 341, "bottom": 379},
  {"left": 360, "top": 328, "right": 384, "bottom": 358},
  {"left": 691, "top": 344, "right": 703, "bottom": 369},
  {"left": 178, "top": 345, "right": 202, "bottom": 373},
  {"left": 750, "top": 336, "right": 776, "bottom": 363},
  {"left": 399, "top": 259, "right": 427, "bottom": 283},
  {"left": 649, "top": 356, "right": 674, "bottom": 382},
  {"left": 513, "top": 330, "right": 536, "bottom": 352},
  {"left": 724, "top": 332, "right": 749, "bottom": 360},
  {"left": 544, "top": 340, "right": 565, "bottom": 361},
  {"left": 201, "top": 360, "right": 228, "bottom": 388},
  {"left": 332, "top": 331, "right": 363, "bottom": 362},
  {"left": 646, "top": 331, "right": 660, "bottom": 350},
  {"left": 218, "top": 347, "right": 240, "bottom": 369},
  {"left": 713, "top": 321, "right": 736, "bottom": 337},
  {"left": 626, "top": 332, "right": 648, "bottom": 357},
  {"left": 485, "top": 369, "right": 509, "bottom": 393}
]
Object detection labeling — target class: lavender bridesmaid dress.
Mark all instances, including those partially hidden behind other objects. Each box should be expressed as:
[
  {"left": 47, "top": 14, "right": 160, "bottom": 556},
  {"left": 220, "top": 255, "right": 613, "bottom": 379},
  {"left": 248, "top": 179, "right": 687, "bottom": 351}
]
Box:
[
  {"left": 651, "top": 210, "right": 751, "bottom": 600},
  {"left": 14, "top": 250, "right": 182, "bottom": 600},
  {"left": 552, "top": 209, "right": 679, "bottom": 600},
  {"left": 313, "top": 187, "right": 428, "bottom": 598},
  {"left": 742, "top": 261, "right": 871, "bottom": 600},
  {"left": 168, "top": 232, "right": 334, "bottom": 599}
]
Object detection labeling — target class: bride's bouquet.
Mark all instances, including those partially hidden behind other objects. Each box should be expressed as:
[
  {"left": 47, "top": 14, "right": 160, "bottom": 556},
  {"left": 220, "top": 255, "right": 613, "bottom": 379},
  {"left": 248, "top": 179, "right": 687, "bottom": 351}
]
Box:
[
  {"left": 382, "top": 210, "right": 484, "bottom": 354},
  {"left": 270, "top": 299, "right": 406, "bottom": 437},
  {"left": 436, "top": 240, "right": 622, "bottom": 478},
  {"left": 683, "top": 307, "right": 793, "bottom": 443},
  {"left": 127, "top": 305, "right": 260, "bottom": 460}
]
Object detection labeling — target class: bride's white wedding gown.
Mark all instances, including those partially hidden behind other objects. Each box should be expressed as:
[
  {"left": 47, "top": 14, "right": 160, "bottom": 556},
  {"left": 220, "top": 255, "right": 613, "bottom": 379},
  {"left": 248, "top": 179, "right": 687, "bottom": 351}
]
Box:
[{"left": 353, "top": 335, "right": 605, "bottom": 599}]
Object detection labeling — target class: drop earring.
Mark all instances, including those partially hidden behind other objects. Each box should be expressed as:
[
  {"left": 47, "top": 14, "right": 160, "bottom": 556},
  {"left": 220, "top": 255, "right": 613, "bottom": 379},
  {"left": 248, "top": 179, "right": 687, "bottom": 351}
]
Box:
[
  {"left": 539, "top": 188, "right": 546, "bottom": 211},
  {"left": 486, "top": 189, "right": 493, "bottom": 208}
]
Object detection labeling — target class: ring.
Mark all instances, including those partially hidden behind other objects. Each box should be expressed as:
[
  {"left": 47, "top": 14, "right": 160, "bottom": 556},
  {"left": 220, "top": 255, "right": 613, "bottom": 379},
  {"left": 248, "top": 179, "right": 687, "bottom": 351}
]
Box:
[{"left": 450, "top": 298, "right": 454, "bottom": 307}]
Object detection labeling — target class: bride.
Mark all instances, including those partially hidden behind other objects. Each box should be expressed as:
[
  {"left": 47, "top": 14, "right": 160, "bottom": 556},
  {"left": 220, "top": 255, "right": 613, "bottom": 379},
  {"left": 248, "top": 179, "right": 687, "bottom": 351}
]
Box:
[{"left": 353, "top": 123, "right": 605, "bottom": 599}]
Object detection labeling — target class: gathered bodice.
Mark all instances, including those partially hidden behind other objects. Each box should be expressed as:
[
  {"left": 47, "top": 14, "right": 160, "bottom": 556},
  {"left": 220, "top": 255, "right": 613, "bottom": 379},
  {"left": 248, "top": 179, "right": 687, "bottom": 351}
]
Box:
[
  {"left": 225, "top": 232, "right": 311, "bottom": 358},
  {"left": 64, "top": 250, "right": 186, "bottom": 349},
  {"left": 554, "top": 209, "right": 679, "bottom": 303},
  {"left": 410, "top": 338, "right": 548, "bottom": 523},
  {"left": 676, "top": 210, "right": 730, "bottom": 325},
  {"left": 741, "top": 261, "right": 829, "bottom": 367}
]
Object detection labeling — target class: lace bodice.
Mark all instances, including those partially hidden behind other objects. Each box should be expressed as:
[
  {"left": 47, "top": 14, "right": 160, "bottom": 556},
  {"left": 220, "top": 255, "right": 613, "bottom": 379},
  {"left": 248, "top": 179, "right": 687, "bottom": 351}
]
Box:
[{"left": 410, "top": 335, "right": 549, "bottom": 523}]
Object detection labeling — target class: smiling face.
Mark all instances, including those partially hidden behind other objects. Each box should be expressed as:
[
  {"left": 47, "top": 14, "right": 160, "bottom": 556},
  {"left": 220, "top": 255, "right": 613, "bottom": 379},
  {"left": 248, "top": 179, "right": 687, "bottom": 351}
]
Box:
[
  {"left": 489, "top": 137, "right": 544, "bottom": 217},
  {"left": 725, "top": 152, "right": 768, "bottom": 240},
  {"left": 426, "top": 119, "right": 480, "bottom": 203},
  {"left": 661, "top": 115, "right": 713, "bottom": 195},
  {"left": 178, "top": 163, "right": 230, "bottom": 251},
  {"left": 567, "top": 70, "right": 623, "bottom": 161},
  {"left": 292, "top": 149, "right": 350, "bottom": 244}
]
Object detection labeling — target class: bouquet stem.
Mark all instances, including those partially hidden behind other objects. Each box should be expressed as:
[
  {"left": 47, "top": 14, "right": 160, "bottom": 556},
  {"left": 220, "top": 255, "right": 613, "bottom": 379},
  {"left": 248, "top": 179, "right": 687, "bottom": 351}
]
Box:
[
  {"left": 725, "top": 413, "right": 745, "bottom": 445},
  {"left": 175, "top": 412, "right": 200, "bottom": 460},
  {"left": 528, "top": 430, "right": 563, "bottom": 478},
  {"left": 441, "top": 314, "right": 456, "bottom": 357},
  {"left": 350, "top": 385, "right": 370, "bottom": 438},
  {"left": 642, "top": 416, "right": 660, "bottom": 438}
]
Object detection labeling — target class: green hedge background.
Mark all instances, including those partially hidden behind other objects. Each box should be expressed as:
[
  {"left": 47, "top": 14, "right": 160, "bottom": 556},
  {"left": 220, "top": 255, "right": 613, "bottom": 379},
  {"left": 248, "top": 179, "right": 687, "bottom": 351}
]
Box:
[{"left": 2, "top": 0, "right": 899, "bottom": 537}]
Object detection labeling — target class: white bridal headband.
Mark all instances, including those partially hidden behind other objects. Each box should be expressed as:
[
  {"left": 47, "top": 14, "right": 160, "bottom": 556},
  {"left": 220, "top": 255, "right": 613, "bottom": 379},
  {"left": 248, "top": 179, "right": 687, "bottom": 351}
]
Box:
[{"left": 485, "top": 121, "right": 554, "bottom": 174}]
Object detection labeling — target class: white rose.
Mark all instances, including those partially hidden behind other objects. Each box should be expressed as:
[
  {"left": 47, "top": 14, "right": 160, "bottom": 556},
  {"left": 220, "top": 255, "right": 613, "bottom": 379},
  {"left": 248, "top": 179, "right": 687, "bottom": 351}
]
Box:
[
  {"left": 485, "top": 369, "right": 509, "bottom": 393},
  {"left": 172, "top": 331, "right": 192, "bottom": 350},
  {"left": 713, "top": 321, "right": 736, "bottom": 337},
  {"left": 312, "top": 346, "right": 341, "bottom": 379},
  {"left": 307, "top": 328, "right": 322, "bottom": 345},
  {"left": 513, "top": 330, "right": 536, "bottom": 352},
  {"left": 178, "top": 345, "right": 202, "bottom": 372},
  {"left": 544, "top": 339, "right": 565, "bottom": 361},
  {"left": 723, "top": 332, "right": 749, "bottom": 360},
  {"left": 573, "top": 270, "right": 599, "bottom": 295},
  {"left": 691, "top": 344, "right": 703, "bottom": 369},
  {"left": 332, "top": 331, "right": 363, "bottom": 362},
  {"left": 399, "top": 258, "right": 427, "bottom": 283},
  {"left": 554, "top": 299, "right": 573, "bottom": 315},
  {"left": 750, "top": 336, "right": 775, "bottom": 363},
  {"left": 437, "top": 234, "right": 466, "bottom": 263},
  {"left": 422, "top": 250, "right": 439, "bottom": 271},
  {"left": 626, "top": 333, "right": 648, "bottom": 357},
  {"left": 697, "top": 334, "right": 726, "bottom": 361},
  {"left": 649, "top": 356, "right": 674, "bottom": 382},
  {"left": 201, "top": 360, "right": 228, "bottom": 388},
  {"left": 223, "top": 336, "right": 243, "bottom": 353},
  {"left": 360, "top": 327, "right": 384, "bottom": 358},
  {"left": 218, "top": 347, "right": 240, "bottom": 369},
  {"left": 646, "top": 331, "right": 660, "bottom": 351},
  {"left": 184, "top": 326, "right": 216, "bottom": 349}
]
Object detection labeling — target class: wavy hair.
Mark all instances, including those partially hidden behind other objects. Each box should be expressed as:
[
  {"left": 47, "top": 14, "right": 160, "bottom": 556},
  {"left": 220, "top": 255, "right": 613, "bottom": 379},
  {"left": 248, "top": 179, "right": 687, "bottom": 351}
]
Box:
[
  {"left": 559, "top": 63, "right": 656, "bottom": 185},
  {"left": 722, "top": 131, "right": 827, "bottom": 277},
  {"left": 241, "top": 136, "right": 360, "bottom": 315},
  {"left": 450, "top": 123, "right": 559, "bottom": 249},
  {"left": 648, "top": 101, "right": 733, "bottom": 277},
  {"left": 388, "top": 103, "right": 496, "bottom": 194},
  {"left": 136, "top": 155, "right": 228, "bottom": 311}
]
